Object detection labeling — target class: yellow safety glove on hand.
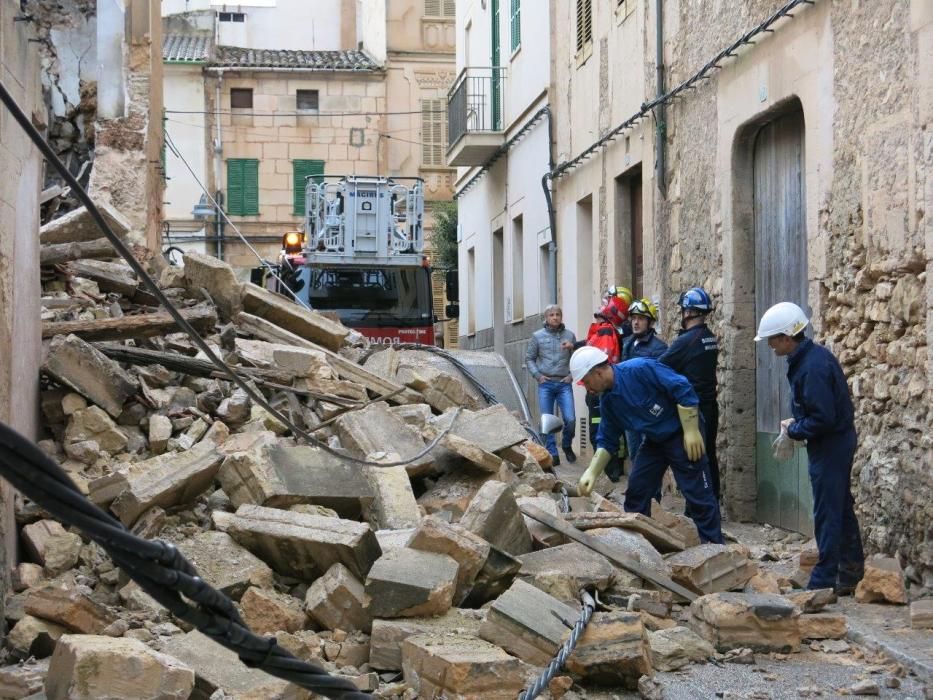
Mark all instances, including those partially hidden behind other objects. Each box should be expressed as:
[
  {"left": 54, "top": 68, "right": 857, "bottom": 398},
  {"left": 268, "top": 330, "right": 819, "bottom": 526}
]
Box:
[
  {"left": 578, "top": 448, "right": 612, "bottom": 497},
  {"left": 677, "top": 404, "right": 706, "bottom": 462}
]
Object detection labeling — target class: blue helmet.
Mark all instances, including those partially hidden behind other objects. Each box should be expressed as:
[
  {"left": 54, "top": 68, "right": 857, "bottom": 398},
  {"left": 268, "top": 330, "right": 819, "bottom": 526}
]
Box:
[{"left": 678, "top": 287, "right": 712, "bottom": 313}]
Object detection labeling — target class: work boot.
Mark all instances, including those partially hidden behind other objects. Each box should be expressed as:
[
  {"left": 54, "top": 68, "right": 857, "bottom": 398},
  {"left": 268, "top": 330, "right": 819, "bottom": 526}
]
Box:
[
  {"left": 551, "top": 453, "right": 561, "bottom": 467},
  {"left": 563, "top": 446, "right": 577, "bottom": 464}
]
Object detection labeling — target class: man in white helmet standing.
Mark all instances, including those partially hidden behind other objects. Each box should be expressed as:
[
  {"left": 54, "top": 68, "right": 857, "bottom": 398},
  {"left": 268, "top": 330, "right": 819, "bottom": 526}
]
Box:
[
  {"left": 755, "top": 302, "right": 864, "bottom": 594},
  {"left": 570, "top": 346, "right": 723, "bottom": 544}
]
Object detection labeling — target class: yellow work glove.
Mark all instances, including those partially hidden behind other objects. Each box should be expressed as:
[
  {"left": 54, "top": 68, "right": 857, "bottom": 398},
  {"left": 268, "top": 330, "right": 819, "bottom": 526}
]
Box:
[
  {"left": 677, "top": 404, "right": 706, "bottom": 462},
  {"left": 578, "top": 448, "right": 612, "bottom": 497}
]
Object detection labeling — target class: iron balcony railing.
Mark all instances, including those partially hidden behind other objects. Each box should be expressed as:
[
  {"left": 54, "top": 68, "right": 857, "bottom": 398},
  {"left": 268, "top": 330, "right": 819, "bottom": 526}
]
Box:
[{"left": 447, "top": 66, "right": 508, "bottom": 151}]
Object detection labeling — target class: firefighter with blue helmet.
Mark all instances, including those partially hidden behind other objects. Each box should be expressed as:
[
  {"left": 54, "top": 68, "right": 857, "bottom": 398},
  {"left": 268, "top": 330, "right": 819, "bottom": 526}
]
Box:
[
  {"left": 571, "top": 346, "right": 724, "bottom": 544},
  {"left": 756, "top": 302, "right": 864, "bottom": 594}
]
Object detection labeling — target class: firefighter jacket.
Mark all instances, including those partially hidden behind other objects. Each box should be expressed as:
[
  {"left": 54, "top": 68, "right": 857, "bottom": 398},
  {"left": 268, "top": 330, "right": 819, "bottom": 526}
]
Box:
[
  {"left": 659, "top": 323, "right": 719, "bottom": 405},
  {"left": 785, "top": 338, "right": 855, "bottom": 444},
  {"left": 622, "top": 330, "right": 668, "bottom": 361}
]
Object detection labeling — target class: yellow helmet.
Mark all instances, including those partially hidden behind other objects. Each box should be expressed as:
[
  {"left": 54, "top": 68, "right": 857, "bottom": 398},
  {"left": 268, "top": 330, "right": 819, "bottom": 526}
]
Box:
[
  {"left": 607, "top": 285, "right": 634, "bottom": 307},
  {"left": 629, "top": 297, "right": 658, "bottom": 322}
]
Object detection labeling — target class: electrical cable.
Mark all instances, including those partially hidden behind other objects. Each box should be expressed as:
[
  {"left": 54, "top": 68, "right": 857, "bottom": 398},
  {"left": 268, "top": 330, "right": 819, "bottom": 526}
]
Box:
[
  {"left": 165, "top": 108, "right": 445, "bottom": 116},
  {"left": 0, "top": 75, "right": 454, "bottom": 469},
  {"left": 0, "top": 421, "right": 369, "bottom": 700}
]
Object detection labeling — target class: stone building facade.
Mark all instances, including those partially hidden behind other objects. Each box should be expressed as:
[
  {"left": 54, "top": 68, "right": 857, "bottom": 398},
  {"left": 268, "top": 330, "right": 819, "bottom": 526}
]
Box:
[{"left": 545, "top": 0, "right": 930, "bottom": 574}]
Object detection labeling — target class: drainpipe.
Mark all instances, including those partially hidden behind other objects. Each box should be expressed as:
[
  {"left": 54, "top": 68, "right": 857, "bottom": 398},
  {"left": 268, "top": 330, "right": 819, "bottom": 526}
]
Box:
[
  {"left": 540, "top": 106, "right": 558, "bottom": 305},
  {"left": 655, "top": 0, "right": 666, "bottom": 197}
]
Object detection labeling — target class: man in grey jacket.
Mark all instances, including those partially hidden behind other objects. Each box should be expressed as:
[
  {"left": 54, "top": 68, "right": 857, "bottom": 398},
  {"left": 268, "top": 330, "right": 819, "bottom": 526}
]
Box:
[{"left": 526, "top": 305, "right": 577, "bottom": 465}]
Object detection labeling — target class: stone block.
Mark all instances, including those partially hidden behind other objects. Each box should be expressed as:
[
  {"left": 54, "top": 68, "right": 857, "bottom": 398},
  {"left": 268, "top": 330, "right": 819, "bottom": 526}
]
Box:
[
  {"left": 241, "top": 282, "right": 349, "bottom": 351},
  {"left": 335, "top": 401, "right": 434, "bottom": 477},
  {"left": 460, "top": 481, "right": 532, "bottom": 556},
  {"left": 12, "top": 563, "right": 44, "bottom": 592},
  {"left": 647, "top": 625, "right": 715, "bottom": 671},
  {"left": 688, "top": 592, "right": 801, "bottom": 652},
  {"left": 441, "top": 404, "right": 528, "bottom": 454},
  {"left": 46, "top": 634, "right": 194, "bottom": 700},
  {"left": 461, "top": 545, "right": 523, "bottom": 607},
  {"left": 175, "top": 531, "right": 274, "bottom": 600},
  {"left": 667, "top": 544, "right": 758, "bottom": 594},
  {"left": 402, "top": 633, "right": 532, "bottom": 700},
  {"left": 65, "top": 406, "right": 128, "bottom": 454},
  {"left": 364, "top": 465, "right": 420, "bottom": 529},
  {"left": 439, "top": 432, "right": 506, "bottom": 472},
  {"left": 369, "top": 610, "right": 485, "bottom": 671},
  {"left": 22, "top": 520, "right": 82, "bottom": 576},
  {"left": 417, "top": 469, "right": 497, "bottom": 520},
  {"left": 25, "top": 584, "right": 116, "bottom": 634},
  {"left": 40, "top": 202, "right": 130, "bottom": 244},
  {"left": 182, "top": 252, "right": 243, "bottom": 321},
  {"left": 566, "top": 511, "right": 686, "bottom": 553},
  {"left": 239, "top": 587, "right": 307, "bottom": 635},
  {"left": 799, "top": 612, "right": 847, "bottom": 639},
  {"left": 365, "top": 548, "right": 458, "bottom": 618},
  {"left": 148, "top": 414, "right": 172, "bottom": 455},
  {"left": 785, "top": 588, "right": 837, "bottom": 613},
  {"left": 218, "top": 444, "right": 374, "bottom": 518},
  {"left": 131, "top": 506, "right": 167, "bottom": 539},
  {"left": 271, "top": 345, "right": 333, "bottom": 379},
  {"left": 305, "top": 563, "right": 371, "bottom": 633},
  {"left": 587, "top": 527, "right": 669, "bottom": 579},
  {"left": 855, "top": 557, "right": 908, "bottom": 604},
  {"left": 517, "top": 542, "right": 616, "bottom": 603},
  {"left": 8, "top": 614, "right": 68, "bottom": 658},
  {"left": 408, "top": 516, "right": 490, "bottom": 605},
  {"left": 744, "top": 571, "right": 782, "bottom": 594},
  {"left": 389, "top": 403, "right": 433, "bottom": 429},
  {"left": 517, "top": 496, "right": 565, "bottom": 548},
  {"left": 216, "top": 388, "right": 252, "bottom": 428},
  {"left": 109, "top": 442, "right": 224, "bottom": 525},
  {"left": 478, "top": 579, "right": 576, "bottom": 666},
  {"left": 43, "top": 334, "right": 137, "bottom": 418},
  {"left": 224, "top": 504, "right": 381, "bottom": 581},
  {"left": 0, "top": 658, "right": 47, "bottom": 699},
  {"left": 217, "top": 430, "right": 279, "bottom": 456},
  {"left": 375, "top": 527, "right": 416, "bottom": 553},
  {"left": 650, "top": 501, "right": 701, "bottom": 548},
  {"left": 565, "top": 611, "right": 652, "bottom": 687},
  {"left": 910, "top": 599, "right": 933, "bottom": 629}
]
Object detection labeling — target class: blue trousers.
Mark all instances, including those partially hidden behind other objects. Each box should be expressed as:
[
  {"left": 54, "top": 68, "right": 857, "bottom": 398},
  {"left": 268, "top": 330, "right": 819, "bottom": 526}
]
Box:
[
  {"left": 623, "top": 432, "right": 724, "bottom": 544},
  {"left": 626, "top": 430, "right": 645, "bottom": 462},
  {"left": 538, "top": 380, "right": 575, "bottom": 456},
  {"left": 807, "top": 428, "right": 864, "bottom": 590}
]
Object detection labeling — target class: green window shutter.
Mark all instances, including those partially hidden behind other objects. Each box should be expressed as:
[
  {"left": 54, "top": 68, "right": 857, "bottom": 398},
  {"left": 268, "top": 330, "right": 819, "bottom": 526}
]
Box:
[
  {"left": 226, "top": 158, "right": 259, "bottom": 216},
  {"left": 510, "top": 0, "right": 521, "bottom": 52},
  {"left": 292, "top": 159, "right": 325, "bottom": 216}
]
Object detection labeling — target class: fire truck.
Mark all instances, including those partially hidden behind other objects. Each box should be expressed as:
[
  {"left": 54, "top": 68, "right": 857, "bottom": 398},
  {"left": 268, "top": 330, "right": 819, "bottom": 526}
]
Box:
[{"left": 256, "top": 175, "right": 436, "bottom": 345}]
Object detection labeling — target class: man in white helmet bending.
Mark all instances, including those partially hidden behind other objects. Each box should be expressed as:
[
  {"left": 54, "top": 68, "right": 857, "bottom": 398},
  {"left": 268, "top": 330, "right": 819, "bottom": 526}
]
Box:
[
  {"left": 755, "top": 302, "right": 864, "bottom": 594},
  {"left": 570, "top": 346, "right": 723, "bottom": 544}
]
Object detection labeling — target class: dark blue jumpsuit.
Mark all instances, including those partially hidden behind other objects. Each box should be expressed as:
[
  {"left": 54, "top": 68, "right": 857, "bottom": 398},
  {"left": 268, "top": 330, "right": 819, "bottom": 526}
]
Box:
[
  {"left": 621, "top": 330, "right": 668, "bottom": 466},
  {"left": 659, "top": 323, "right": 720, "bottom": 498},
  {"left": 785, "top": 339, "right": 864, "bottom": 591},
  {"left": 595, "top": 358, "right": 724, "bottom": 544}
]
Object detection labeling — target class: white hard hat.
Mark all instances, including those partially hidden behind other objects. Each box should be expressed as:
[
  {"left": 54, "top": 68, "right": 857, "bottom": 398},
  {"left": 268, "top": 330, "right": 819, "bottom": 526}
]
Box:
[
  {"left": 570, "top": 346, "right": 609, "bottom": 383},
  {"left": 754, "top": 302, "right": 810, "bottom": 341}
]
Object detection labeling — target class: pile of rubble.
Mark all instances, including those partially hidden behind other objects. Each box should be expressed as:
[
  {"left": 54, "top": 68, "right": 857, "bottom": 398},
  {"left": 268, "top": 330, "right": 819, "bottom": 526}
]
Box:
[{"left": 1, "top": 213, "right": 928, "bottom": 699}]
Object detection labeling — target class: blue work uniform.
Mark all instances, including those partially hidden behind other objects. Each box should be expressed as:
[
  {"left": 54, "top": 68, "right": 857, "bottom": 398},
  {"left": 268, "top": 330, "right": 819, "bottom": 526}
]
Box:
[
  {"left": 659, "top": 323, "right": 721, "bottom": 498},
  {"left": 595, "top": 358, "right": 723, "bottom": 544},
  {"left": 785, "top": 338, "right": 864, "bottom": 591},
  {"left": 621, "top": 330, "right": 668, "bottom": 464}
]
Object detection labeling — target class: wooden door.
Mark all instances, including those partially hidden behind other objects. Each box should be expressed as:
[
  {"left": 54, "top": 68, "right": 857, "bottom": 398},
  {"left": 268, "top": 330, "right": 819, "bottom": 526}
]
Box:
[{"left": 753, "top": 109, "right": 812, "bottom": 535}]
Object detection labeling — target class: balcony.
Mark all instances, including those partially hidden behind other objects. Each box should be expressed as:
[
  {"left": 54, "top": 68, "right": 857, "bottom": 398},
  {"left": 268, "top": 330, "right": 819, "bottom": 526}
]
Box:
[{"left": 446, "top": 67, "right": 507, "bottom": 167}]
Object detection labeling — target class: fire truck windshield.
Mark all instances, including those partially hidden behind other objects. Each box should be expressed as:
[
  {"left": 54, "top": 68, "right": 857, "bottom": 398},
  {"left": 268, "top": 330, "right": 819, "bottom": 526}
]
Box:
[{"left": 307, "top": 266, "right": 433, "bottom": 328}]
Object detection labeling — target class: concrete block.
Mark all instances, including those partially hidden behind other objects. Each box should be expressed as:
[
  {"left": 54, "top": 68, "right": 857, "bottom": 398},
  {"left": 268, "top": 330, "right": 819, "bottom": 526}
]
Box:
[
  {"left": 65, "top": 406, "right": 128, "bottom": 454},
  {"left": 667, "top": 544, "right": 758, "bottom": 594},
  {"left": 109, "top": 441, "right": 225, "bottom": 525},
  {"left": 43, "top": 334, "right": 137, "bottom": 418},
  {"left": 335, "top": 401, "right": 434, "bottom": 477},
  {"left": 218, "top": 444, "right": 374, "bottom": 518},
  {"left": 688, "top": 592, "right": 801, "bottom": 652},
  {"left": 8, "top": 614, "right": 68, "bottom": 658},
  {"left": 365, "top": 548, "right": 458, "bottom": 618},
  {"left": 799, "top": 612, "right": 847, "bottom": 639},
  {"left": 407, "top": 516, "right": 490, "bottom": 605},
  {"left": 224, "top": 504, "right": 382, "bottom": 581},
  {"left": 369, "top": 610, "right": 484, "bottom": 671},
  {"left": 910, "top": 599, "right": 933, "bottom": 629},
  {"left": 647, "top": 625, "right": 715, "bottom": 671},
  {"left": 565, "top": 611, "right": 652, "bottom": 688},
  {"left": 239, "top": 587, "right": 307, "bottom": 635},
  {"left": 855, "top": 557, "right": 908, "bottom": 604},
  {"left": 479, "top": 579, "right": 577, "bottom": 666},
  {"left": 305, "top": 563, "right": 372, "bottom": 633},
  {"left": 175, "top": 531, "right": 274, "bottom": 600},
  {"left": 517, "top": 542, "right": 615, "bottom": 603},
  {"left": 0, "top": 658, "right": 47, "bottom": 699},
  {"left": 182, "top": 252, "right": 243, "bottom": 321},
  {"left": 460, "top": 481, "right": 532, "bottom": 556},
  {"left": 401, "top": 633, "right": 532, "bottom": 700},
  {"left": 46, "top": 635, "right": 194, "bottom": 700},
  {"left": 364, "top": 465, "right": 420, "bottom": 529},
  {"left": 241, "top": 282, "right": 349, "bottom": 351},
  {"left": 25, "top": 584, "right": 116, "bottom": 634}
]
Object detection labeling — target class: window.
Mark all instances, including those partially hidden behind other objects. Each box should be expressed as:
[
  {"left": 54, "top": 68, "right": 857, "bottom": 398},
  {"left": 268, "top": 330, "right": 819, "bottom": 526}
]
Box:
[
  {"left": 226, "top": 159, "right": 259, "bottom": 216},
  {"left": 424, "top": 0, "right": 455, "bottom": 17},
  {"left": 511, "top": 215, "right": 523, "bottom": 320},
  {"left": 219, "top": 12, "right": 245, "bottom": 22},
  {"left": 575, "top": 0, "right": 593, "bottom": 53},
  {"left": 421, "top": 98, "right": 447, "bottom": 167},
  {"left": 467, "top": 247, "right": 476, "bottom": 335},
  {"left": 292, "top": 159, "right": 325, "bottom": 216},
  {"left": 510, "top": 0, "right": 521, "bottom": 52},
  {"left": 296, "top": 89, "right": 319, "bottom": 111},
  {"left": 230, "top": 88, "right": 253, "bottom": 109}
]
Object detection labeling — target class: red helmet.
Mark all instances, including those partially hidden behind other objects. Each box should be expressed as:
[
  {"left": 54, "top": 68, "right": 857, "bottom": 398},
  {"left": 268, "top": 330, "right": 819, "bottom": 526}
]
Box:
[{"left": 597, "top": 295, "right": 628, "bottom": 326}]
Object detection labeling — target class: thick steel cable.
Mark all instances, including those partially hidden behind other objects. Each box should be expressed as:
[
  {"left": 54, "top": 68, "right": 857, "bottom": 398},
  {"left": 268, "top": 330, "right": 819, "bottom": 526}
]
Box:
[
  {"left": 0, "top": 75, "right": 456, "bottom": 469},
  {"left": 0, "top": 422, "right": 369, "bottom": 700},
  {"left": 519, "top": 590, "right": 597, "bottom": 700}
]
